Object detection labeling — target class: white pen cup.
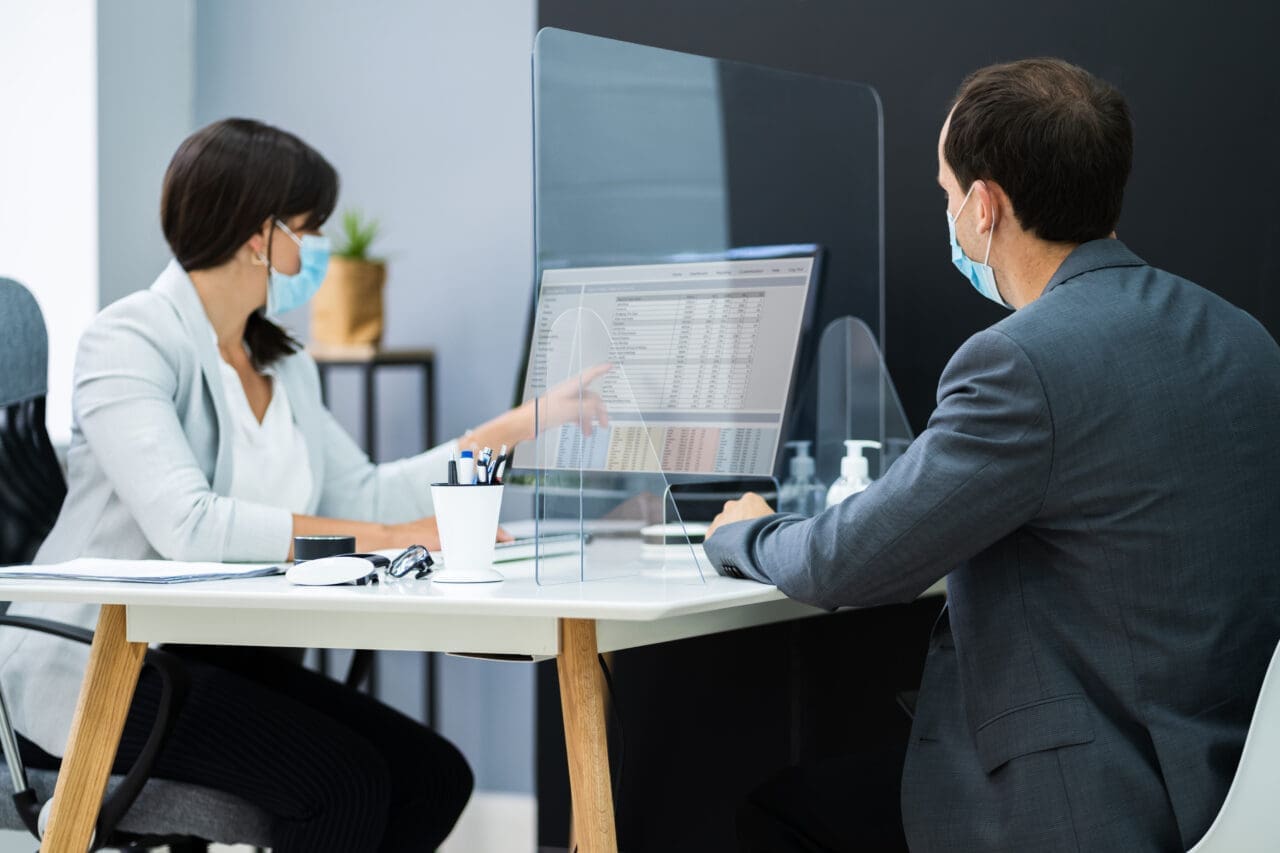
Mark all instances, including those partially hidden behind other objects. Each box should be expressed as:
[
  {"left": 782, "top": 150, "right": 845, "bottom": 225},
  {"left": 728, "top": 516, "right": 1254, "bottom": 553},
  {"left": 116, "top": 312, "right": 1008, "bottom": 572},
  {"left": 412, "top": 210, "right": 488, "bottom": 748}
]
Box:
[{"left": 429, "top": 483, "right": 505, "bottom": 583}]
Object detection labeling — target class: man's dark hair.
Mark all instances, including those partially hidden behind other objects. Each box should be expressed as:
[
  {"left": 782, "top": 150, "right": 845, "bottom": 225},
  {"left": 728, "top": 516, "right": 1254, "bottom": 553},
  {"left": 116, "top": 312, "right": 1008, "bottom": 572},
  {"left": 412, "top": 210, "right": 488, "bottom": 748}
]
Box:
[
  {"left": 161, "top": 118, "right": 339, "bottom": 369},
  {"left": 945, "top": 58, "right": 1133, "bottom": 244}
]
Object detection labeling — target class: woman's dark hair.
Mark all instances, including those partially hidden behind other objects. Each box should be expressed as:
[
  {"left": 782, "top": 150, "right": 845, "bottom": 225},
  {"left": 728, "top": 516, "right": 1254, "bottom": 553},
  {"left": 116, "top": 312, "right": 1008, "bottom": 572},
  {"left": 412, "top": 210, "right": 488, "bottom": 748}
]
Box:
[
  {"left": 161, "top": 118, "right": 339, "bottom": 368},
  {"left": 945, "top": 58, "right": 1133, "bottom": 245}
]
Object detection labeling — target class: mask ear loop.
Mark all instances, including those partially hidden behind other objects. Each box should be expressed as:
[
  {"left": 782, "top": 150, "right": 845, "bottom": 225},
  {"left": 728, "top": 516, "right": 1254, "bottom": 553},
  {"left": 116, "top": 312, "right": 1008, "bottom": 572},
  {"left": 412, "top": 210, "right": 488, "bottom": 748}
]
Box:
[
  {"left": 954, "top": 183, "right": 977, "bottom": 219},
  {"left": 983, "top": 210, "right": 995, "bottom": 266},
  {"left": 956, "top": 182, "right": 996, "bottom": 265},
  {"left": 274, "top": 218, "right": 305, "bottom": 247}
]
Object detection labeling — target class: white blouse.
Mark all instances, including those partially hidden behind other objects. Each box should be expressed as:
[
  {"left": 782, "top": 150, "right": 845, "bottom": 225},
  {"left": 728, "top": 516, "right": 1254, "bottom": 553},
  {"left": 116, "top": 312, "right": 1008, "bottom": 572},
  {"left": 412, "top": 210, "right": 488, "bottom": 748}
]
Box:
[{"left": 217, "top": 357, "right": 313, "bottom": 515}]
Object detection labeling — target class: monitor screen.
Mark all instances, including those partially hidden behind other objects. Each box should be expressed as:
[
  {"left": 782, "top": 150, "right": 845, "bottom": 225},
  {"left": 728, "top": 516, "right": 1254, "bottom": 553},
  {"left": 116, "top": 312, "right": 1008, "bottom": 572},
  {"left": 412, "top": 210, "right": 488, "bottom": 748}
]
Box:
[{"left": 521, "top": 249, "right": 819, "bottom": 476}]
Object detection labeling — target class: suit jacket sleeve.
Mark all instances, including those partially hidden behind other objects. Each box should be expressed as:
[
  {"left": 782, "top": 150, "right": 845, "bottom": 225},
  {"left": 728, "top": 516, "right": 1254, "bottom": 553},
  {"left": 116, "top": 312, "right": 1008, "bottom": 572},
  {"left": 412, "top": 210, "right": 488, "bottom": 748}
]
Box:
[
  {"left": 73, "top": 313, "right": 293, "bottom": 562},
  {"left": 276, "top": 354, "right": 459, "bottom": 524},
  {"left": 702, "top": 328, "right": 1054, "bottom": 609},
  {"left": 313, "top": 405, "right": 458, "bottom": 523}
]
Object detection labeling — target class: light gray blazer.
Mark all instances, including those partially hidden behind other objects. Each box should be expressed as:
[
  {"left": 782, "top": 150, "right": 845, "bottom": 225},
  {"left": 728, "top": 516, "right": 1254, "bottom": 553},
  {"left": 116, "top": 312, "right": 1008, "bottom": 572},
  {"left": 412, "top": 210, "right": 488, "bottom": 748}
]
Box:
[
  {"left": 0, "top": 259, "right": 455, "bottom": 756},
  {"left": 706, "top": 240, "right": 1280, "bottom": 851}
]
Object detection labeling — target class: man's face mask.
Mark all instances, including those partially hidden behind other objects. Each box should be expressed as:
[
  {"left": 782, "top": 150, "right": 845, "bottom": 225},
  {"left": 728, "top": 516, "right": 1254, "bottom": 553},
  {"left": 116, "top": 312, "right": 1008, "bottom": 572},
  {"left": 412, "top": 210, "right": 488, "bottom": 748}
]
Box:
[
  {"left": 260, "top": 218, "right": 331, "bottom": 318},
  {"left": 947, "top": 184, "right": 1009, "bottom": 309}
]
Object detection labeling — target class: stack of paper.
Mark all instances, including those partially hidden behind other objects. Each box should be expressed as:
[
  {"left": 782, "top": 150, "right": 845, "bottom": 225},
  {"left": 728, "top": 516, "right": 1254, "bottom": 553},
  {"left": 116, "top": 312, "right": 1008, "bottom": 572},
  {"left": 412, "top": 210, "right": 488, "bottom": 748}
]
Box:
[{"left": 0, "top": 559, "right": 282, "bottom": 584}]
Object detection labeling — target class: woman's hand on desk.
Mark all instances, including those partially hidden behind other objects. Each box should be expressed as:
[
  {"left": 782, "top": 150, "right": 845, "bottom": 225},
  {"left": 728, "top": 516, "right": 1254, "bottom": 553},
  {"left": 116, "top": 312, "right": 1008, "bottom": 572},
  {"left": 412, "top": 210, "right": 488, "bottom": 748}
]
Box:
[
  {"left": 290, "top": 515, "right": 512, "bottom": 558},
  {"left": 385, "top": 517, "right": 514, "bottom": 548},
  {"left": 387, "top": 516, "right": 442, "bottom": 550}
]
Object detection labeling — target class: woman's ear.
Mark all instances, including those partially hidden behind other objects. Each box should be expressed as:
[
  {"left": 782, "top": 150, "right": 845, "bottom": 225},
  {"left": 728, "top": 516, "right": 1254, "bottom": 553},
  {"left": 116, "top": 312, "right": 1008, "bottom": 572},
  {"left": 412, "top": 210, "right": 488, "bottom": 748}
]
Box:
[{"left": 244, "top": 218, "right": 274, "bottom": 260}]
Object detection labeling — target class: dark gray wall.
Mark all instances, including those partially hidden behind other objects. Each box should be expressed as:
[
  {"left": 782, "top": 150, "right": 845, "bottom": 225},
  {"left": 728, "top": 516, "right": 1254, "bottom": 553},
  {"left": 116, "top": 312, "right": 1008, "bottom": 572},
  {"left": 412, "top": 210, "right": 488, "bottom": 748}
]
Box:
[
  {"left": 540, "top": 0, "right": 1280, "bottom": 431},
  {"left": 532, "top": 4, "right": 1280, "bottom": 847}
]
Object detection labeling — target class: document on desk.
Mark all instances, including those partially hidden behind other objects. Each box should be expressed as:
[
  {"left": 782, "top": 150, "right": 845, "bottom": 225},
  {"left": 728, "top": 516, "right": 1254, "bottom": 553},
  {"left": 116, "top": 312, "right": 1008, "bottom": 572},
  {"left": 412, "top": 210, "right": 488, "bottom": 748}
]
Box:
[{"left": 0, "top": 559, "right": 282, "bottom": 584}]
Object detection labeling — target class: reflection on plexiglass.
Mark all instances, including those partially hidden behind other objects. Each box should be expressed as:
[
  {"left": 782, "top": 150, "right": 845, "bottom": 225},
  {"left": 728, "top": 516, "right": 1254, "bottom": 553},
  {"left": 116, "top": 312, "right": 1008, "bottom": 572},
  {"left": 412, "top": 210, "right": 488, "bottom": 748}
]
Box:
[
  {"left": 531, "top": 305, "right": 709, "bottom": 585},
  {"left": 525, "top": 255, "right": 815, "bottom": 477}
]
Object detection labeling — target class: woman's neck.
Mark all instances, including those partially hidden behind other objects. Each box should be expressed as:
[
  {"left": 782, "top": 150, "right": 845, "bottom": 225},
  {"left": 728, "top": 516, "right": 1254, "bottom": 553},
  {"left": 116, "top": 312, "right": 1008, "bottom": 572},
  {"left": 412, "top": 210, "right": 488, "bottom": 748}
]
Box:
[{"left": 188, "top": 259, "right": 264, "bottom": 361}]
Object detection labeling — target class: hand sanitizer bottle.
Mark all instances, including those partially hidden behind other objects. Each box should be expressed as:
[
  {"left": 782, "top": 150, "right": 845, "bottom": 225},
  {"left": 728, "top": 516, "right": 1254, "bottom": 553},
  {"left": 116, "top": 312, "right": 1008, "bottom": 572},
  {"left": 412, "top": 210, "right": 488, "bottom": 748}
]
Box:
[
  {"left": 778, "top": 441, "right": 826, "bottom": 517},
  {"left": 825, "top": 440, "right": 882, "bottom": 508}
]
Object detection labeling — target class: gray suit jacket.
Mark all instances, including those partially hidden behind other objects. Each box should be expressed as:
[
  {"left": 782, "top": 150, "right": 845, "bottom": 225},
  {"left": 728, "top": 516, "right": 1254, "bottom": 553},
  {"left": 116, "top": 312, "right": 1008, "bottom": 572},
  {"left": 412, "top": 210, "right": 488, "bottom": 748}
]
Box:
[
  {"left": 0, "top": 260, "right": 455, "bottom": 756},
  {"left": 705, "top": 240, "right": 1280, "bottom": 851}
]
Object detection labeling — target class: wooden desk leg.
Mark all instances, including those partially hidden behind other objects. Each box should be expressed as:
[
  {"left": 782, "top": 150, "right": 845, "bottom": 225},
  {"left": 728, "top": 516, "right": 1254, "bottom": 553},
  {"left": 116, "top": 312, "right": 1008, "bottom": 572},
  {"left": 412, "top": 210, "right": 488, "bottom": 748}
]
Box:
[
  {"left": 41, "top": 604, "right": 146, "bottom": 852},
  {"left": 557, "top": 618, "right": 618, "bottom": 853}
]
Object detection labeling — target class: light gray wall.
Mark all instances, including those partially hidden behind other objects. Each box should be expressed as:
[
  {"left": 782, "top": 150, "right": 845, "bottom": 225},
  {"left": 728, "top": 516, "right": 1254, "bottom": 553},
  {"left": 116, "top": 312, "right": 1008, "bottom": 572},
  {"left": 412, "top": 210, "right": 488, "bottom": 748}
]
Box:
[
  {"left": 0, "top": 1, "right": 99, "bottom": 445},
  {"left": 195, "top": 0, "right": 537, "bottom": 794},
  {"left": 97, "top": 0, "right": 196, "bottom": 308},
  {"left": 194, "top": 1, "right": 535, "bottom": 442}
]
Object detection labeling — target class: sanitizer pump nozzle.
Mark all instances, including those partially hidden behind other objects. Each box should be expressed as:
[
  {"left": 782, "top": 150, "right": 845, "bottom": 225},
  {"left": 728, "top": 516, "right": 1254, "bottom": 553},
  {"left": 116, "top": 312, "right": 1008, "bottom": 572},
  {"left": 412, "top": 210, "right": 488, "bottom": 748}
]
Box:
[
  {"left": 825, "top": 440, "right": 882, "bottom": 508},
  {"left": 779, "top": 440, "right": 826, "bottom": 517}
]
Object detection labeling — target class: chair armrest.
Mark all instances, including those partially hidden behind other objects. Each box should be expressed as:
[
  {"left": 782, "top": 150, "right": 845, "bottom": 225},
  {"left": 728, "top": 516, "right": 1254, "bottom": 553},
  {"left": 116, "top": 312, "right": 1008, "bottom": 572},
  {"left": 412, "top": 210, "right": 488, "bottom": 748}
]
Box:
[
  {"left": 0, "top": 614, "right": 93, "bottom": 646},
  {"left": 0, "top": 613, "right": 190, "bottom": 843}
]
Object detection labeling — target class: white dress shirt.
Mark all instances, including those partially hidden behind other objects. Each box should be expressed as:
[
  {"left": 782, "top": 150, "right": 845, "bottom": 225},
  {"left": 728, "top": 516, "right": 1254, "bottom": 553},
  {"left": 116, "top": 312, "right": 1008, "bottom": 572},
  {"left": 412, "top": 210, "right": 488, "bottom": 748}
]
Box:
[{"left": 217, "top": 356, "right": 312, "bottom": 515}]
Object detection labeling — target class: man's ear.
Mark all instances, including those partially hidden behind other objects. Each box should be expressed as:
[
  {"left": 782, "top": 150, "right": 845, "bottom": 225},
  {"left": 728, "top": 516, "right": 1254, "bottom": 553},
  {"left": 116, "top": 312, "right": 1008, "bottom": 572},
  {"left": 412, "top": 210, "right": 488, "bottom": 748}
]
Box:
[
  {"left": 983, "top": 180, "right": 1017, "bottom": 236},
  {"left": 972, "top": 180, "right": 999, "bottom": 235}
]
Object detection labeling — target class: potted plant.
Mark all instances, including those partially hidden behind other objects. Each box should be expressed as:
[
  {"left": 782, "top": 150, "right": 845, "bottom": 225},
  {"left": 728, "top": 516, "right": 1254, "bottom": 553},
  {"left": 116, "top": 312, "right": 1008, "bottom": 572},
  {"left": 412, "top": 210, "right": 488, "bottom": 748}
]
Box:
[{"left": 310, "top": 208, "right": 386, "bottom": 349}]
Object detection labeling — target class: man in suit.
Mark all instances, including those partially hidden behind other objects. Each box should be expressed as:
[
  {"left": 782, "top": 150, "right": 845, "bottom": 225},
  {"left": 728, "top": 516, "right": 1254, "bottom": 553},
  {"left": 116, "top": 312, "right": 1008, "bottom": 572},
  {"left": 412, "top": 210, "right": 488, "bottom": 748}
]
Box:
[{"left": 705, "top": 58, "right": 1280, "bottom": 852}]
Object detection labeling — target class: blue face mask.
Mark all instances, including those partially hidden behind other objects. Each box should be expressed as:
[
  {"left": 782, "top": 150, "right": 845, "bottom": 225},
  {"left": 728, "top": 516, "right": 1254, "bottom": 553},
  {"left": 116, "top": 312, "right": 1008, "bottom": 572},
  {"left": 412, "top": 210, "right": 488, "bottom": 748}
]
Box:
[
  {"left": 262, "top": 219, "right": 331, "bottom": 318},
  {"left": 947, "top": 185, "right": 1009, "bottom": 309}
]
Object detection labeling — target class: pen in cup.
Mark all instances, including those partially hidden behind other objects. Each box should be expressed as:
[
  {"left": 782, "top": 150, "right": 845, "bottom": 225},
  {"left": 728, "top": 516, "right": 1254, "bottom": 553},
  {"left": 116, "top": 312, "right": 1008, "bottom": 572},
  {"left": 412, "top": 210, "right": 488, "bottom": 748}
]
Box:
[
  {"left": 447, "top": 452, "right": 459, "bottom": 486},
  {"left": 490, "top": 444, "right": 507, "bottom": 483}
]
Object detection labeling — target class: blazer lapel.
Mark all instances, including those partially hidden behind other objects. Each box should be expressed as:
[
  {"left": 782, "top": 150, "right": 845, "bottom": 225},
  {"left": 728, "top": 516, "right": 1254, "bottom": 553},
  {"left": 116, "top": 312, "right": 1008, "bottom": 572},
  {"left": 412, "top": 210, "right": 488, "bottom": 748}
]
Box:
[{"left": 152, "top": 260, "right": 236, "bottom": 496}]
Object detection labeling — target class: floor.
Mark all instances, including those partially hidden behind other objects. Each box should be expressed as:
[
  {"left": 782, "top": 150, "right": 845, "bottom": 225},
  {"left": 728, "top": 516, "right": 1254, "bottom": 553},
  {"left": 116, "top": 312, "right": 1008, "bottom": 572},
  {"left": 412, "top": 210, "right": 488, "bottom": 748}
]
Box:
[{"left": 0, "top": 790, "right": 537, "bottom": 852}]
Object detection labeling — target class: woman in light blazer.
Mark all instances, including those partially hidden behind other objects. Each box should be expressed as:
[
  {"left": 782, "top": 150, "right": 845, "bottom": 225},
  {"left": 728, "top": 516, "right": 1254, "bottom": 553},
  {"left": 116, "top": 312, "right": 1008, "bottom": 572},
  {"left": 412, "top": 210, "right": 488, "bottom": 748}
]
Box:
[{"left": 0, "top": 119, "right": 605, "bottom": 851}]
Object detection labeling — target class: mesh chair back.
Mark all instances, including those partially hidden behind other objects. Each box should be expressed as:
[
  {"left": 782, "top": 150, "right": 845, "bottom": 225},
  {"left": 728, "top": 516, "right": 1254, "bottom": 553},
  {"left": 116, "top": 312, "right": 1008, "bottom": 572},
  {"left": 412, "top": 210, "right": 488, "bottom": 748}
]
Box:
[{"left": 0, "top": 279, "right": 66, "bottom": 565}]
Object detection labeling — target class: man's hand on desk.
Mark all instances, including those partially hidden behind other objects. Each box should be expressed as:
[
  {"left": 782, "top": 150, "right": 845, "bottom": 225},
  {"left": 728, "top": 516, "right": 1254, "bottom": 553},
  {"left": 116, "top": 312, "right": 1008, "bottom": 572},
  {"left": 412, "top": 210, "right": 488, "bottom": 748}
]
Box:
[{"left": 706, "top": 492, "right": 775, "bottom": 541}]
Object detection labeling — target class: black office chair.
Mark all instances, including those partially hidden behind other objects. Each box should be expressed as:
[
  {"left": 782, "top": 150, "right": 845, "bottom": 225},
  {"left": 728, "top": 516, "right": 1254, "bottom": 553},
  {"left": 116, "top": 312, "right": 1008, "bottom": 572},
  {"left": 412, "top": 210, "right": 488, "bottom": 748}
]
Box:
[{"left": 0, "top": 277, "right": 270, "bottom": 850}]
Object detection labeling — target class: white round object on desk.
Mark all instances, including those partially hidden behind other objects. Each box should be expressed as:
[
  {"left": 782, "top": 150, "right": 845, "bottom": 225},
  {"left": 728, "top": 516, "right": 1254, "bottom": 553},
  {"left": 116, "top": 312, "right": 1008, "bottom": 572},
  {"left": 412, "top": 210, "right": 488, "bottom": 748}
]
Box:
[
  {"left": 286, "top": 556, "right": 377, "bottom": 586},
  {"left": 640, "top": 521, "right": 710, "bottom": 545},
  {"left": 640, "top": 521, "right": 710, "bottom": 561}
]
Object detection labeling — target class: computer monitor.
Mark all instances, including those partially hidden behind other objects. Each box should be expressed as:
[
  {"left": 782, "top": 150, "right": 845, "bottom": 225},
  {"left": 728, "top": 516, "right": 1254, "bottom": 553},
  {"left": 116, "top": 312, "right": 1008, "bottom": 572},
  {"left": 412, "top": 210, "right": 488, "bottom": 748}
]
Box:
[{"left": 520, "top": 246, "right": 821, "bottom": 477}]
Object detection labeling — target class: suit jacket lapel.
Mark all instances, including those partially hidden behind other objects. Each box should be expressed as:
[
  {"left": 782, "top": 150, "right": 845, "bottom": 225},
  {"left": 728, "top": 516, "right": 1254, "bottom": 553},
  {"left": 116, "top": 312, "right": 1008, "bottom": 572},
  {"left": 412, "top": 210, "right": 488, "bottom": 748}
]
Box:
[{"left": 152, "top": 259, "right": 236, "bottom": 496}]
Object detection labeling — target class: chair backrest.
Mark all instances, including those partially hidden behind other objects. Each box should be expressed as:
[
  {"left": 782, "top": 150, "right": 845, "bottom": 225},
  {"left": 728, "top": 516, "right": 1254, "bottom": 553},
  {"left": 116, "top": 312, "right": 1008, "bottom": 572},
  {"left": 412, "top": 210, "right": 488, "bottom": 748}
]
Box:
[
  {"left": 1186, "top": 638, "right": 1280, "bottom": 852},
  {"left": 0, "top": 278, "right": 66, "bottom": 566}
]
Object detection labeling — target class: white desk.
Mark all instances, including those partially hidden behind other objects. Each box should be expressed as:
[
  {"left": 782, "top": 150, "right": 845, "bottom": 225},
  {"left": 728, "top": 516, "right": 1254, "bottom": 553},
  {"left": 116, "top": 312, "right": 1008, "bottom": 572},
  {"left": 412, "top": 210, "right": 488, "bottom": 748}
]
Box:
[{"left": 4, "top": 540, "right": 832, "bottom": 853}]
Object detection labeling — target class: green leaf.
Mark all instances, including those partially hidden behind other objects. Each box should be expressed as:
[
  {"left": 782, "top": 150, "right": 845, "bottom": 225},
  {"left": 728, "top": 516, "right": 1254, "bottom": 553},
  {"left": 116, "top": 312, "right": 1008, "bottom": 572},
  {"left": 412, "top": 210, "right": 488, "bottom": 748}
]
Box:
[{"left": 335, "top": 207, "right": 381, "bottom": 260}]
